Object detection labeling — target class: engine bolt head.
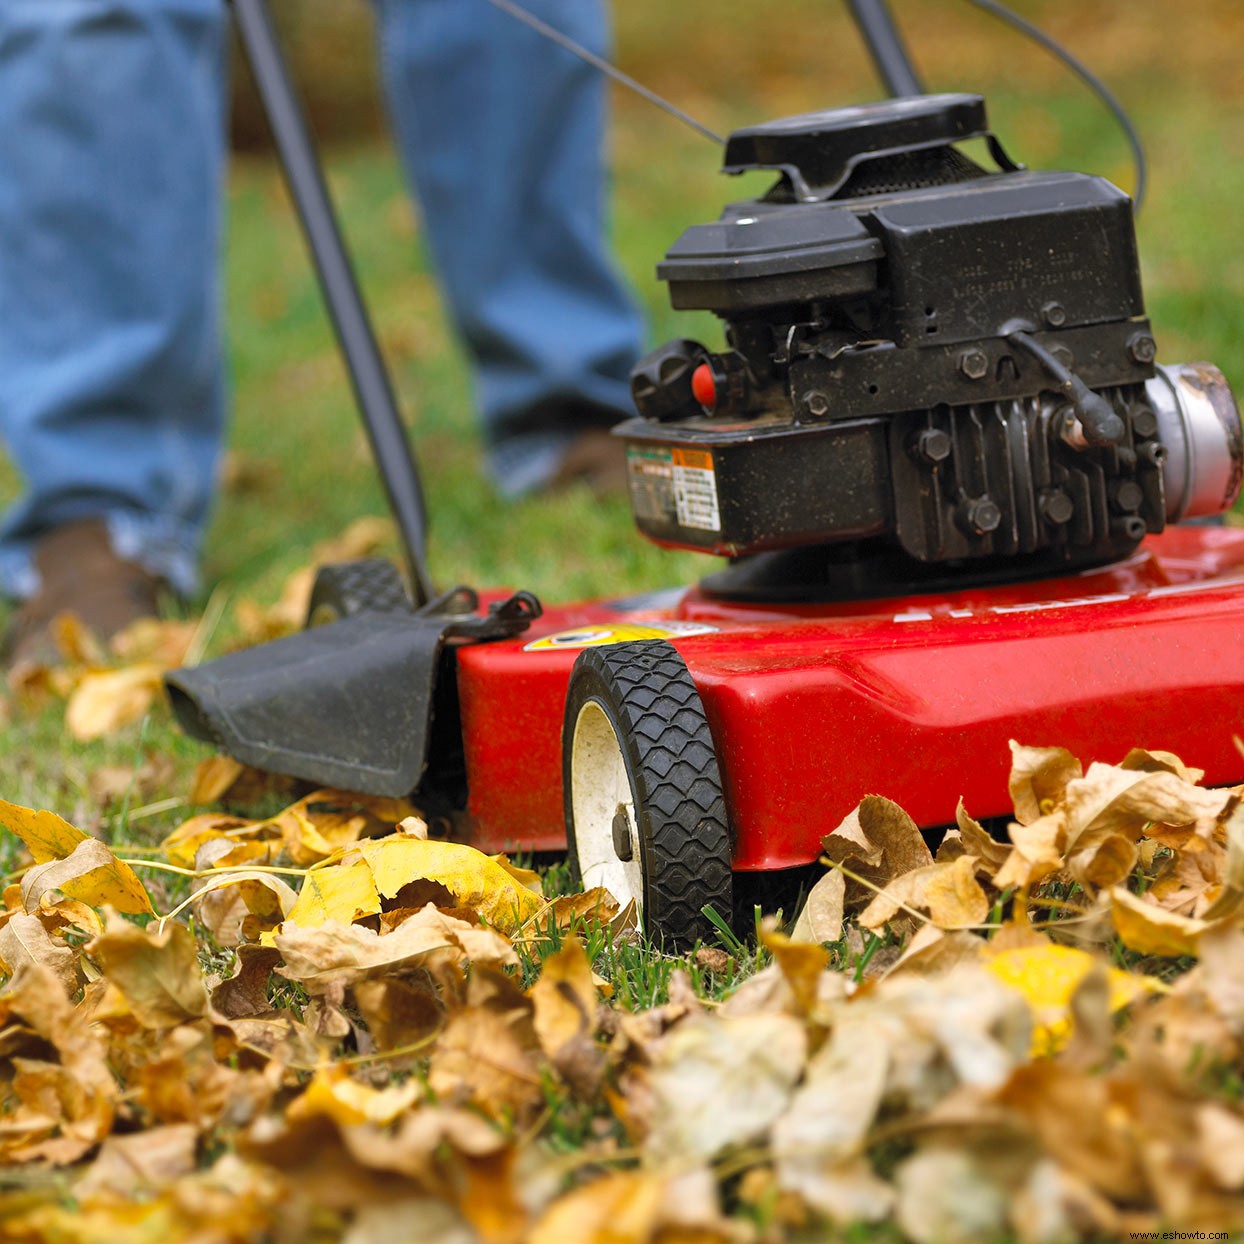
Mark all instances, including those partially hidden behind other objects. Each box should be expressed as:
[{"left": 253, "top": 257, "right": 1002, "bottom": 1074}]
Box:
[
  {"left": 1129, "top": 333, "right": 1157, "bottom": 364},
  {"left": 958, "top": 349, "right": 989, "bottom": 380},
  {"left": 912, "top": 427, "right": 952, "bottom": 464},
  {"left": 1039, "top": 490, "right": 1075, "bottom": 526},
  {"left": 1132, "top": 406, "right": 1159, "bottom": 438},
  {"left": 803, "top": 390, "right": 830, "bottom": 418},
  {"left": 964, "top": 498, "right": 1002, "bottom": 534},
  {"left": 1042, "top": 301, "right": 1067, "bottom": 327},
  {"left": 1113, "top": 480, "right": 1145, "bottom": 512}
]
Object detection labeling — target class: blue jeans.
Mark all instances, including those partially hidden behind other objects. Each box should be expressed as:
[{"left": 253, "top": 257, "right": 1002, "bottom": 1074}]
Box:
[{"left": 0, "top": 0, "right": 642, "bottom": 599}]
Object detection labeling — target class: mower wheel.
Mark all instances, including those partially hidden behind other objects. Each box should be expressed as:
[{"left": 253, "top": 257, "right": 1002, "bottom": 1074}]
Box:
[
  {"left": 306, "top": 558, "right": 411, "bottom": 627},
  {"left": 563, "top": 639, "right": 732, "bottom": 948}
]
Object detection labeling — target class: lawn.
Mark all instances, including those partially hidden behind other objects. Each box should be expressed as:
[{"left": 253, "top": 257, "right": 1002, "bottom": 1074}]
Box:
[{"left": 2, "top": 2, "right": 1244, "bottom": 1240}]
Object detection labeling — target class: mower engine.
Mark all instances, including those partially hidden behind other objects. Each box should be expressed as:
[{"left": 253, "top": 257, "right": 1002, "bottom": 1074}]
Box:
[{"left": 621, "top": 94, "right": 1242, "bottom": 595}]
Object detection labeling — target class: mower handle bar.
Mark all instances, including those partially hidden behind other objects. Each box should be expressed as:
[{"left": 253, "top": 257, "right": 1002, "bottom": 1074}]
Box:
[{"left": 230, "top": 0, "right": 434, "bottom": 607}]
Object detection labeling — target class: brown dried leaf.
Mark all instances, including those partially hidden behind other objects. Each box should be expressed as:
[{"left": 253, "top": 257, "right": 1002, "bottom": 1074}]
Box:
[
  {"left": 275, "top": 905, "right": 515, "bottom": 994},
  {"left": 210, "top": 944, "right": 283, "bottom": 1020},
  {"left": 88, "top": 916, "right": 208, "bottom": 1027},
  {"left": 529, "top": 937, "right": 604, "bottom": 1096},
  {"left": 822, "top": 794, "right": 934, "bottom": 900},
  {"left": 191, "top": 869, "right": 298, "bottom": 948},
  {"left": 993, "top": 813, "right": 1066, "bottom": 891},
  {"left": 1008, "top": 741, "right": 1082, "bottom": 824},
  {"left": 353, "top": 976, "right": 445, "bottom": 1054},
  {"left": 0, "top": 912, "right": 77, "bottom": 994},
  {"left": 74, "top": 1123, "right": 199, "bottom": 1198},
  {"left": 773, "top": 1032, "right": 893, "bottom": 1222},
  {"left": 760, "top": 923, "right": 830, "bottom": 1016},
  {"left": 789, "top": 868, "right": 845, "bottom": 944},
  {"left": 646, "top": 1013, "right": 807, "bottom": 1163}
]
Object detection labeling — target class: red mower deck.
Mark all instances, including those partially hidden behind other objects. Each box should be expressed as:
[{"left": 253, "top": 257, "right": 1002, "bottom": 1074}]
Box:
[{"left": 458, "top": 525, "right": 1244, "bottom": 864}]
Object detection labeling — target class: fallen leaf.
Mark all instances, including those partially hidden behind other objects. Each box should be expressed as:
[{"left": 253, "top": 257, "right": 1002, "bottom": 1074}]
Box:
[
  {"left": 1111, "top": 886, "right": 1209, "bottom": 957},
  {"left": 1008, "top": 741, "right": 1082, "bottom": 824},
  {"left": 0, "top": 912, "right": 77, "bottom": 994},
  {"left": 356, "top": 835, "right": 543, "bottom": 932},
  {"left": 65, "top": 662, "right": 165, "bottom": 741},
  {"left": 287, "top": 1064, "right": 421, "bottom": 1128},
  {"left": 20, "top": 835, "right": 154, "bottom": 916},
  {"left": 275, "top": 905, "right": 515, "bottom": 993},
  {"left": 790, "top": 868, "right": 845, "bottom": 944},
  {"left": 985, "top": 944, "right": 1159, "bottom": 1054},
  {"left": 284, "top": 857, "right": 382, "bottom": 929},
  {"left": 529, "top": 937, "right": 605, "bottom": 1096},
  {"left": 88, "top": 916, "right": 208, "bottom": 1027},
  {"left": 647, "top": 1012, "right": 808, "bottom": 1163}
]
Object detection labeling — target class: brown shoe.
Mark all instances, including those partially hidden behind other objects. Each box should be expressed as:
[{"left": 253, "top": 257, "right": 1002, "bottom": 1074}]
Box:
[
  {"left": 4, "top": 518, "right": 164, "bottom": 673},
  {"left": 548, "top": 429, "right": 630, "bottom": 498}
]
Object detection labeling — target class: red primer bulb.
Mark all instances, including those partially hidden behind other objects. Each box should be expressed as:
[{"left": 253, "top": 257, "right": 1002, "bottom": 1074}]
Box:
[{"left": 691, "top": 362, "right": 717, "bottom": 408}]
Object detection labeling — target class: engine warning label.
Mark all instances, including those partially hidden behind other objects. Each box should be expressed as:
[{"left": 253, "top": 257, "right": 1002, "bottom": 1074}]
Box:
[
  {"left": 671, "top": 447, "right": 721, "bottom": 532},
  {"left": 626, "top": 446, "right": 673, "bottom": 523}
]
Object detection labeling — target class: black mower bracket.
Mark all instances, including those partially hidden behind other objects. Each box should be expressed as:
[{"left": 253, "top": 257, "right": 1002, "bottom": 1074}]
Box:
[{"left": 164, "top": 590, "right": 541, "bottom": 798}]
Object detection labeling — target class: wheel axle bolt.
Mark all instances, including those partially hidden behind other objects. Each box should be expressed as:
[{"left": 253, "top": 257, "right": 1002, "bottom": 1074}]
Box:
[
  {"left": 958, "top": 349, "right": 989, "bottom": 380},
  {"left": 611, "top": 805, "right": 634, "bottom": 862}
]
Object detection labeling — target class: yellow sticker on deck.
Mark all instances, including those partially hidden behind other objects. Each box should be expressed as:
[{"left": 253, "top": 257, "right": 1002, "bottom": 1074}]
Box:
[{"left": 522, "top": 620, "right": 718, "bottom": 652}]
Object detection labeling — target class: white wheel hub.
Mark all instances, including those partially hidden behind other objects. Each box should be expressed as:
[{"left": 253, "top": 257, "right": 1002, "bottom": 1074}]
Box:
[{"left": 570, "top": 699, "right": 643, "bottom": 910}]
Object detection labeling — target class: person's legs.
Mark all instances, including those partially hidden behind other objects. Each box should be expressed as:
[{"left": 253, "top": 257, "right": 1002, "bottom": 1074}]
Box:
[
  {"left": 374, "top": 0, "right": 644, "bottom": 495},
  {"left": 0, "top": 0, "right": 228, "bottom": 608}
]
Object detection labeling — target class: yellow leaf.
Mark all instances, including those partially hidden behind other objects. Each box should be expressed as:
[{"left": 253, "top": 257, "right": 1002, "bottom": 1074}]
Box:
[
  {"left": 19, "top": 835, "right": 154, "bottom": 916},
  {"left": 1110, "top": 886, "right": 1209, "bottom": 957},
  {"left": 985, "top": 943, "right": 1158, "bottom": 1055},
  {"left": 284, "top": 857, "right": 381, "bottom": 928},
  {"left": 287, "top": 1064, "right": 420, "bottom": 1128},
  {"left": 159, "top": 812, "right": 260, "bottom": 870},
  {"left": 356, "top": 834, "right": 543, "bottom": 932},
  {"left": 65, "top": 662, "right": 165, "bottom": 741},
  {"left": 0, "top": 798, "right": 89, "bottom": 863}
]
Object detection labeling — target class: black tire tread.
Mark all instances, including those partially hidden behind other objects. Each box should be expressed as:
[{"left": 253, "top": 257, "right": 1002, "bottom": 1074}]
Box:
[{"left": 568, "top": 639, "right": 732, "bottom": 947}]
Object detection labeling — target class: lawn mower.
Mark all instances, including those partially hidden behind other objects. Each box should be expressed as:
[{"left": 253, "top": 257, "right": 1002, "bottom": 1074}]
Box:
[{"left": 169, "top": 0, "right": 1244, "bottom": 945}]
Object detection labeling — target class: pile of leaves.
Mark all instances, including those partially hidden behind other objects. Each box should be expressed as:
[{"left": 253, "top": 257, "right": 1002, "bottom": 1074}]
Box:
[{"left": 4, "top": 741, "right": 1244, "bottom": 1243}]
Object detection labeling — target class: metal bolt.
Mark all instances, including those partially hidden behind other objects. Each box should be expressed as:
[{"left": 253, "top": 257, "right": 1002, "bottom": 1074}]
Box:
[
  {"left": 1132, "top": 406, "right": 1158, "bottom": 438},
  {"left": 611, "top": 805, "right": 634, "bottom": 862},
  {"left": 1039, "top": 490, "right": 1075, "bottom": 526},
  {"left": 1042, "top": 301, "right": 1067, "bottom": 327},
  {"left": 958, "top": 349, "right": 989, "bottom": 380},
  {"left": 963, "top": 498, "right": 1002, "bottom": 535},
  {"left": 912, "top": 427, "right": 952, "bottom": 465},
  {"left": 803, "top": 390, "right": 830, "bottom": 418},
  {"left": 1112, "top": 480, "right": 1144, "bottom": 513},
  {"left": 1128, "top": 333, "right": 1157, "bottom": 364},
  {"left": 1050, "top": 344, "right": 1075, "bottom": 368}
]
